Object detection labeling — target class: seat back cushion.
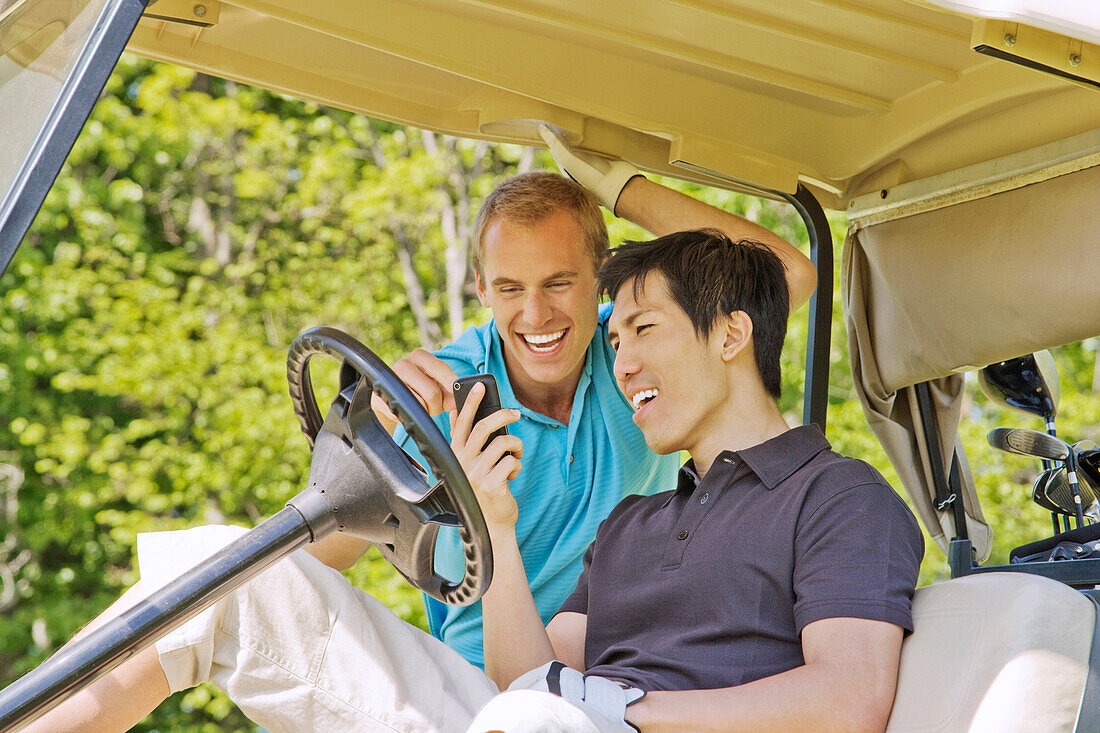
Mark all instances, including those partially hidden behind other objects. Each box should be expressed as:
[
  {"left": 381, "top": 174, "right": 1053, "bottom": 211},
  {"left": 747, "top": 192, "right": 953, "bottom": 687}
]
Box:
[{"left": 886, "top": 573, "right": 1094, "bottom": 732}]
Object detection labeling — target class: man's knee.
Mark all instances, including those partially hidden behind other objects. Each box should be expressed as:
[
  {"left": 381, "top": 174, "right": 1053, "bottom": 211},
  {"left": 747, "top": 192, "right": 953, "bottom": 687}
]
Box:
[
  {"left": 137, "top": 526, "right": 346, "bottom": 692},
  {"left": 466, "top": 689, "right": 604, "bottom": 733}
]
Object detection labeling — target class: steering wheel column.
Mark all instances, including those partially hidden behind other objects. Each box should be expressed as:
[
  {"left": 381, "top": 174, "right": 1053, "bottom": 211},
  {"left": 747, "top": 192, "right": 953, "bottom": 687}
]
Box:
[{"left": 0, "top": 328, "right": 492, "bottom": 731}]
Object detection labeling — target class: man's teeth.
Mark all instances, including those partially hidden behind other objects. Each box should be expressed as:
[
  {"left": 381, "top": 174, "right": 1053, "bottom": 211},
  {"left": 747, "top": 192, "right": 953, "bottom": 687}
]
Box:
[
  {"left": 631, "top": 388, "right": 659, "bottom": 410},
  {"left": 523, "top": 330, "right": 565, "bottom": 352}
]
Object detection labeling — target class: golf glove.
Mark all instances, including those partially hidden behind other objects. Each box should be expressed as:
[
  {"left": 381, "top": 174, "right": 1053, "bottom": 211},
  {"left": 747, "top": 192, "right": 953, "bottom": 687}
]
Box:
[
  {"left": 510, "top": 661, "right": 646, "bottom": 731},
  {"left": 539, "top": 124, "right": 642, "bottom": 214}
]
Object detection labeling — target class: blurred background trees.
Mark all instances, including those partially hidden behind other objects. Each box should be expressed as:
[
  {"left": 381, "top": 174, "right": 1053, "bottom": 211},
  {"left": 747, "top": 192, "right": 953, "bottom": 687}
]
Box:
[{"left": 1, "top": 57, "right": 1096, "bottom": 730}]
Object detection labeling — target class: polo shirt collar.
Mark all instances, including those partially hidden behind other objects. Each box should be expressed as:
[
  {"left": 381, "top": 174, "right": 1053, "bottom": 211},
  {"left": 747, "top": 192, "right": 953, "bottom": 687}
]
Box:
[
  {"left": 676, "top": 461, "right": 700, "bottom": 492},
  {"left": 673, "top": 424, "right": 831, "bottom": 496},
  {"left": 733, "top": 424, "right": 831, "bottom": 489}
]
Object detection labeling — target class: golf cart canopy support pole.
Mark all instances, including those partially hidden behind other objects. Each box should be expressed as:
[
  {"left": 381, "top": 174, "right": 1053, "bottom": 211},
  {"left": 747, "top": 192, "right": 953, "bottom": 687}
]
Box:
[
  {"left": 782, "top": 184, "right": 832, "bottom": 432},
  {"left": 915, "top": 381, "right": 969, "bottom": 548},
  {"left": 0, "top": 506, "right": 314, "bottom": 732}
]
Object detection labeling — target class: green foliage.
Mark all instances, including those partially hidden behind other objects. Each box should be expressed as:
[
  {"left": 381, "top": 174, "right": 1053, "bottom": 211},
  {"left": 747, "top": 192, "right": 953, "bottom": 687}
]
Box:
[
  {"left": 0, "top": 56, "right": 527, "bottom": 730},
  {"left": 1, "top": 55, "right": 1097, "bottom": 732}
]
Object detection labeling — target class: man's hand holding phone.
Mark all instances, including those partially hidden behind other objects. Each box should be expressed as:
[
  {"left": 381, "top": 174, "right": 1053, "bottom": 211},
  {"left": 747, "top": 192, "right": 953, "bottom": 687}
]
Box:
[{"left": 449, "top": 376, "right": 524, "bottom": 532}]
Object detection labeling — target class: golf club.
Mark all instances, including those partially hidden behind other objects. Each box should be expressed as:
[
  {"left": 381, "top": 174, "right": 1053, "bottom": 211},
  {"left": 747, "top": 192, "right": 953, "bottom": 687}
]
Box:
[
  {"left": 978, "top": 350, "right": 1060, "bottom": 432},
  {"left": 980, "top": 351, "right": 1064, "bottom": 528},
  {"left": 987, "top": 427, "right": 1070, "bottom": 461},
  {"left": 1033, "top": 469, "right": 1065, "bottom": 534},
  {"left": 1037, "top": 466, "right": 1100, "bottom": 522},
  {"left": 988, "top": 428, "right": 1084, "bottom": 527},
  {"left": 1080, "top": 448, "right": 1100, "bottom": 492}
]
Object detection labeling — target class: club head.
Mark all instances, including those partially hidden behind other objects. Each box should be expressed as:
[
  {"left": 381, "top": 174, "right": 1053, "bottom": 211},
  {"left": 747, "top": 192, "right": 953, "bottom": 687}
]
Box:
[
  {"left": 1039, "top": 466, "right": 1100, "bottom": 517},
  {"left": 978, "top": 350, "right": 1059, "bottom": 421},
  {"left": 988, "top": 427, "right": 1070, "bottom": 461},
  {"left": 1032, "top": 469, "right": 1063, "bottom": 513},
  {"left": 1079, "top": 447, "right": 1100, "bottom": 491}
]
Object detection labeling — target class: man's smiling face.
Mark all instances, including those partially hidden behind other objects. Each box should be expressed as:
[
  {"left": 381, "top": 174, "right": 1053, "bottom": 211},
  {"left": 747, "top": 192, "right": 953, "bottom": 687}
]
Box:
[
  {"left": 608, "top": 272, "right": 731, "bottom": 457},
  {"left": 476, "top": 209, "right": 599, "bottom": 400}
]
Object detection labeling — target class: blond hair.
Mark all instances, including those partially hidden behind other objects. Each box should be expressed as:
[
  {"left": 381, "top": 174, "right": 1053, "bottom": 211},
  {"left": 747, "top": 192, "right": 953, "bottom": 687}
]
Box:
[{"left": 471, "top": 172, "right": 609, "bottom": 274}]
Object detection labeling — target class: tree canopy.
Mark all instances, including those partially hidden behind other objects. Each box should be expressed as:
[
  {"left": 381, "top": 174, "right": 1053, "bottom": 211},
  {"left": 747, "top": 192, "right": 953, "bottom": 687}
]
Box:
[{"left": 1, "top": 56, "right": 1096, "bottom": 731}]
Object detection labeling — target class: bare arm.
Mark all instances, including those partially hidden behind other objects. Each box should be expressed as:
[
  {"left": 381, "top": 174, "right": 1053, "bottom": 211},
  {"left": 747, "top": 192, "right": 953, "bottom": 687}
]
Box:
[
  {"left": 615, "top": 177, "right": 818, "bottom": 311},
  {"left": 546, "top": 611, "right": 587, "bottom": 671},
  {"left": 307, "top": 349, "right": 459, "bottom": 570},
  {"left": 626, "top": 617, "right": 903, "bottom": 733},
  {"left": 479, "top": 526, "right": 558, "bottom": 686},
  {"left": 21, "top": 581, "right": 172, "bottom": 733},
  {"left": 538, "top": 124, "right": 816, "bottom": 312},
  {"left": 449, "top": 385, "right": 588, "bottom": 687}
]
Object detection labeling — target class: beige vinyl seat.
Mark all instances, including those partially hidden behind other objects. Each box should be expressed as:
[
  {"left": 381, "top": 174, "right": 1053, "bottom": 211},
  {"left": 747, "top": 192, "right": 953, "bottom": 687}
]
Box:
[{"left": 887, "top": 573, "right": 1099, "bottom": 733}]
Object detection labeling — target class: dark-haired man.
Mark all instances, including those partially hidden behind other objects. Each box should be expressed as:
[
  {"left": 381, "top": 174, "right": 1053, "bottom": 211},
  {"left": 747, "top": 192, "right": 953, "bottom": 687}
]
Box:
[{"left": 459, "top": 230, "right": 925, "bottom": 731}]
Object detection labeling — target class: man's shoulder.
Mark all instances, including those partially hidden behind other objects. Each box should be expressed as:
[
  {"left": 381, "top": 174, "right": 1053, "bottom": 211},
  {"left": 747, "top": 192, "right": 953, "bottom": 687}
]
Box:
[
  {"left": 433, "top": 322, "right": 492, "bottom": 375},
  {"left": 802, "top": 449, "right": 889, "bottom": 491},
  {"left": 600, "top": 490, "right": 674, "bottom": 531},
  {"left": 797, "top": 449, "right": 918, "bottom": 531}
]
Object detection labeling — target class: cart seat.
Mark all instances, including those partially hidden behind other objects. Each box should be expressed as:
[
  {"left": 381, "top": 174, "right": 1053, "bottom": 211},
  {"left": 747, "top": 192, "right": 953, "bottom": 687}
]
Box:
[{"left": 887, "top": 573, "right": 1098, "bottom": 732}]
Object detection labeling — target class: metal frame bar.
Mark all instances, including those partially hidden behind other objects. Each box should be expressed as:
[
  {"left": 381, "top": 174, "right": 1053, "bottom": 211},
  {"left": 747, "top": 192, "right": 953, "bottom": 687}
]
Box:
[
  {"left": 846, "top": 129, "right": 1100, "bottom": 227},
  {"left": 782, "top": 184, "right": 833, "bottom": 431},
  {"left": 915, "top": 380, "right": 969, "bottom": 544},
  {"left": 0, "top": 507, "right": 313, "bottom": 732},
  {"left": 0, "top": 0, "right": 150, "bottom": 280},
  {"left": 949, "top": 538, "right": 1100, "bottom": 587}
]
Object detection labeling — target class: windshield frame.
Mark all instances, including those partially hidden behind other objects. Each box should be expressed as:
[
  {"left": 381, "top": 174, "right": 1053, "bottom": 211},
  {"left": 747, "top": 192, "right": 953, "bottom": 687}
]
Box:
[{"left": 0, "top": 0, "right": 148, "bottom": 278}]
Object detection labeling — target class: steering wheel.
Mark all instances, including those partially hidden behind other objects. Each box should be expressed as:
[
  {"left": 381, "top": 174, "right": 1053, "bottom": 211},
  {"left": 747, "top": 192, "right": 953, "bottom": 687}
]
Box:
[{"left": 285, "top": 327, "right": 491, "bottom": 606}]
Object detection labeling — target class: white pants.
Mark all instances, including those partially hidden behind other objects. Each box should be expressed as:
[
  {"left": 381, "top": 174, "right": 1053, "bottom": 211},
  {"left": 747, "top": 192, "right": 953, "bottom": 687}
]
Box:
[{"left": 136, "top": 525, "right": 624, "bottom": 733}]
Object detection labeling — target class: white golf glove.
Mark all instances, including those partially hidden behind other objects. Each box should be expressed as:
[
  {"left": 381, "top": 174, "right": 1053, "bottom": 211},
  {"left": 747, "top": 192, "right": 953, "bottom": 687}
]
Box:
[
  {"left": 538, "top": 124, "right": 642, "bottom": 214},
  {"left": 510, "top": 661, "right": 646, "bottom": 731}
]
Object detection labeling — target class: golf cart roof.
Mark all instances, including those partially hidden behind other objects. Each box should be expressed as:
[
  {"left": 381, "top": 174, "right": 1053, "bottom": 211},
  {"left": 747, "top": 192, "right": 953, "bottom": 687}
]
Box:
[
  {"left": 127, "top": 0, "right": 1100, "bottom": 209},
  {"left": 2, "top": 0, "right": 1098, "bottom": 556}
]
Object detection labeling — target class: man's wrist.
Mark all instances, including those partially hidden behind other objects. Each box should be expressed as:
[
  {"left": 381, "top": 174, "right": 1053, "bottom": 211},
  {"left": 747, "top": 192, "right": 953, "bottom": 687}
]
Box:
[
  {"left": 600, "top": 168, "right": 644, "bottom": 215},
  {"left": 623, "top": 689, "right": 661, "bottom": 731},
  {"left": 486, "top": 523, "right": 521, "bottom": 560}
]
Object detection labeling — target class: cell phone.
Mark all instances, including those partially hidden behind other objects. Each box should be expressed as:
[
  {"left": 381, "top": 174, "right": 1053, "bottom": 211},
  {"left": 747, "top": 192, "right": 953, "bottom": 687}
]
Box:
[{"left": 453, "top": 374, "right": 509, "bottom": 446}]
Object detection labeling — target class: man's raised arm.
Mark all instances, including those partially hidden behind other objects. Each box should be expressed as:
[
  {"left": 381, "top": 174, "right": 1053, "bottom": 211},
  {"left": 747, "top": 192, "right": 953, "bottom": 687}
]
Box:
[{"left": 539, "top": 124, "right": 817, "bottom": 311}]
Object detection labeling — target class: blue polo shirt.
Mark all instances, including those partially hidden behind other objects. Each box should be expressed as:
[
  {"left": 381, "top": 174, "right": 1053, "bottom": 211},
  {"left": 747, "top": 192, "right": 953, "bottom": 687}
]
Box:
[{"left": 393, "top": 302, "right": 680, "bottom": 668}]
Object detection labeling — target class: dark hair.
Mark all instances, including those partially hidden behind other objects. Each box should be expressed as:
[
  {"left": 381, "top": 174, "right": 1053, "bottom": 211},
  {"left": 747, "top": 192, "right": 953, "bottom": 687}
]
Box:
[{"left": 597, "top": 229, "right": 789, "bottom": 398}]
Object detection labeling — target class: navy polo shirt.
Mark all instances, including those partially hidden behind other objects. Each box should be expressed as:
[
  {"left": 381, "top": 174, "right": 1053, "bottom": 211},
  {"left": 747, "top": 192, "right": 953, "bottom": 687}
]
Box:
[{"left": 558, "top": 424, "right": 924, "bottom": 692}]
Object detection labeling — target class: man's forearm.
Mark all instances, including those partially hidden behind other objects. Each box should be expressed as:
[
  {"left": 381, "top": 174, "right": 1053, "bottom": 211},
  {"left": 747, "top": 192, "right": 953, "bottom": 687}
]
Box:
[
  {"left": 628, "top": 619, "right": 903, "bottom": 733},
  {"left": 614, "top": 177, "right": 817, "bottom": 310},
  {"left": 627, "top": 659, "right": 896, "bottom": 733},
  {"left": 305, "top": 533, "right": 371, "bottom": 571},
  {"left": 481, "top": 529, "right": 557, "bottom": 688}
]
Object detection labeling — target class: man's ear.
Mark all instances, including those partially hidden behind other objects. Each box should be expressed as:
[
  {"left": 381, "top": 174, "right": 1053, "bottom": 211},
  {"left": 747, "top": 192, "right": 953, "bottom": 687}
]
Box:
[
  {"left": 475, "top": 270, "right": 488, "bottom": 307},
  {"left": 720, "top": 311, "right": 753, "bottom": 362}
]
